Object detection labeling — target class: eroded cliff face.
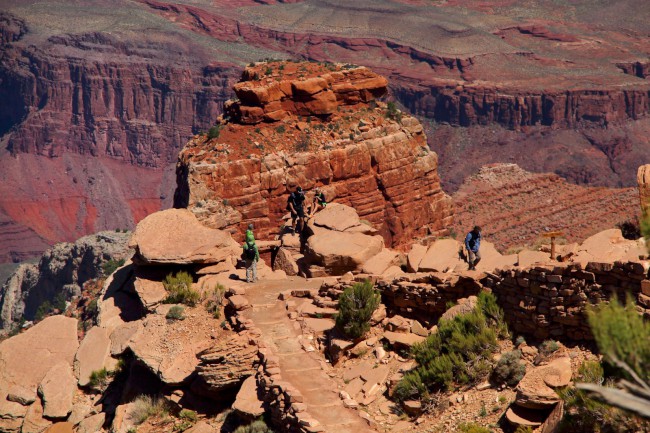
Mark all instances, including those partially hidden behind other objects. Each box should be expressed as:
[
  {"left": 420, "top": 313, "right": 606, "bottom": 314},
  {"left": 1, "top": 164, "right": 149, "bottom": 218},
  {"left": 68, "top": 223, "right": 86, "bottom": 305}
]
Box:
[
  {"left": 174, "top": 62, "right": 453, "bottom": 247},
  {"left": 0, "top": 19, "right": 241, "bottom": 262}
]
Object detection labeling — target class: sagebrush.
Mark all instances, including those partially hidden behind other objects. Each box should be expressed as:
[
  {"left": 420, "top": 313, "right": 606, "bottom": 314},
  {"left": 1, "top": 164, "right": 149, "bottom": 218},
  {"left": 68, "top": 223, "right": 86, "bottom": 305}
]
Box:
[
  {"left": 163, "top": 272, "right": 200, "bottom": 306},
  {"left": 234, "top": 419, "right": 273, "bottom": 433}
]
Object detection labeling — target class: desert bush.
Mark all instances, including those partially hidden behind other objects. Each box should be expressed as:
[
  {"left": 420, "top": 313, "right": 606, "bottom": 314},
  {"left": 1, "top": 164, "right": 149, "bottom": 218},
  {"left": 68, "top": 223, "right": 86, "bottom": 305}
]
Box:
[
  {"left": 514, "top": 427, "right": 533, "bottom": 433},
  {"left": 457, "top": 423, "right": 490, "bottom": 433},
  {"left": 131, "top": 395, "right": 169, "bottom": 425},
  {"left": 207, "top": 125, "right": 221, "bottom": 140},
  {"left": 616, "top": 219, "right": 640, "bottom": 240},
  {"left": 166, "top": 305, "right": 185, "bottom": 321},
  {"left": 234, "top": 419, "right": 273, "bottom": 433},
  {"left": 394, "top": 292, "right": 503, "bottom": 401},
  {"left": 385, "top": 101, "right": 402, "bottom": 123},
  {"left": 102, "top": 258, "right": 125, "bottom": 276},
  {"left": 88, "top": 368, "right": 109, "bottom": 389},
  {"left": 163, "top": 272, "right": 199, "bottom": 307},
  {"left": 275, "top": 125, "right": 286, "bottom": 134},
  {"left": 539, "top": 339, "right": 560, "bottom": 356},
  {"left": 179, "top": 409, "right": 198, "bottom": 422},
  {"left": 335, "top": 280, "right": 380, "bottom": 339},
  {"left": 492, "top": 350, "right": 526, "bottom": 387},
  {"left": 205, "top": 284, "right": 226, "bottom": 319}
]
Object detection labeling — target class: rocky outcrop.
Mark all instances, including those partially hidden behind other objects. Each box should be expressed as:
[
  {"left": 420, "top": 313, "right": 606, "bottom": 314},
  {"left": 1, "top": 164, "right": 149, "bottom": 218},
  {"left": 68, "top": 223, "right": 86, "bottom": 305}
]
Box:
[
  {"left": 194, "top": 334, "right": 258, "bottom": 396},
  {"left": 175, "top": 62, "right": 453, "bottom": 248},
  {"left": 0, "top": 231, "right": 131, "bottom": 333},
  {"left": 128, "top": 208, "right": 240, "bottom": 265},
  {"left": 638, "top": 164, "right": 650, "bottom": 214}
]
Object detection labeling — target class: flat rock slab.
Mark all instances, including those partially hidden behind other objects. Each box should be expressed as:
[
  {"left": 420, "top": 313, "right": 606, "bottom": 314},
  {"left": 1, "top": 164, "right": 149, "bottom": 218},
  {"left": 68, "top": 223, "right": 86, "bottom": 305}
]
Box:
[
  {"left": 383, "top": 331, "right": 425, "bottom": 348},
  {"left": 305, "top": 230, "right": 384, "bottom": 272},
  {"left": 233, "top": 376, "right": 264, "bottom": 419},
  {"left": 362, "top": 249, "right": 402, "bottom": 275},
  {"left": 44, "top": 423, "right": 74, "bottom": 433},
  {"left": 129, "top": 209, "right": 240, "bottom": 265},
  {"left": 516, "top": 357, "right": 571, "bottom": 409},
  {"left": 76, "top": 413, "right": 106, "bottom": 433},
  {"left": 74, "top": 326, "right": 111, "bottom": 386},
  {"left": 133, "top": 277, "right": 168, "bottom": 310},
  {"left": 21, "top": 398, "right": 51, "bottom": 433},
  {"left": 38, "top": 361, "right": 75, "bottom": 419},
  {"left": 505, "top": 404, "right": 549, "bottom": 427},
  {"left": 0, "top": 315, "right": 78, "bottom": 407},
  {"left": 312, "top": 203, "right": 362, "bottom": 232},
  {"left": 418, "top": 239, "right": 462, "bottom": 272},
  {"left": 407, "top": 244, "right": 427, "bottom": 273},
  {"left": 518, "top": 250, "right": 551, "bottom": 268},
  {"left": 303, "top": 318, "right": 335, "bottom": 333}
]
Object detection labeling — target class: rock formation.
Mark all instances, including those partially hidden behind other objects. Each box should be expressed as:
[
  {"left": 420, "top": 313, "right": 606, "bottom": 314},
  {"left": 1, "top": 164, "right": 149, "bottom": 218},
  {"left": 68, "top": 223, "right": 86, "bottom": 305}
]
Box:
[
  {"left": 0, "top": 231, "right": 131, "bottom": 334},
  {"left": 174, "top": 61, "right": 453, "bottom": 248},
  {"left": 638, "top": 164, "right": 650, "bottom": 215}
]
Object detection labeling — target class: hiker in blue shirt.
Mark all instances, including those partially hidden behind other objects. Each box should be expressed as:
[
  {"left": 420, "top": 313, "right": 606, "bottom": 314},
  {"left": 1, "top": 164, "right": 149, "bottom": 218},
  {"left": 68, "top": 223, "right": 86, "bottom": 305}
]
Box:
[{"left": 465, "top": 226, "right": 482, "bottom": 271}]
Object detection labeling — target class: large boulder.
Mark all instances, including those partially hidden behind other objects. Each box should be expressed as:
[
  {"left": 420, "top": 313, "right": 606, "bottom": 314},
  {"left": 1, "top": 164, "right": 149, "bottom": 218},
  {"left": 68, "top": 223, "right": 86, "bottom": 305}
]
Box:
[
  {"left": 0, "top": 316, "right": 78, "bottom": 417},
  {"left": 21, "top": 398, "right": 51, "bottom": 433},
  {"left": 304, "top": 231, "right": 384, "bottom": 275},
  {"left": 38, "top": 362, "right": 75, "bottom": 418},
  {"left": 418, "top": 239, "right": 463, "bottom": 272},
  {"left": 74, "top": 326, "right": 111, "bottom": 387},
  {"left": 232, "top": 376, "right": 264, "bottom": 420},
  {"left": 571, "top": 229, "right": 646, "bottom": 265},
  {"left": 127, "top": 308, "right": 214, "bottom": 386},
  {"left": 361, "top": 249, "right": 403, "bottom": 275},
  {"left": 128, "top": 209, "right": 240, "bottom": 265},
  {"left": 516, "top": 357, "right": 572, "bottom": 409},
  {"left": 312, "top": 203, "right": 373, "bottom": 233}
]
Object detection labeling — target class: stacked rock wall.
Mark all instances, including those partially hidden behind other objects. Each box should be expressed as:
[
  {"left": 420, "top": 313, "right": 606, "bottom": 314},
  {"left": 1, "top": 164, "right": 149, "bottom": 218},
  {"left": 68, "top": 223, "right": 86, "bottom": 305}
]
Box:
[{"left": 486, "top": 261, "right": 650, "bottom": 341}]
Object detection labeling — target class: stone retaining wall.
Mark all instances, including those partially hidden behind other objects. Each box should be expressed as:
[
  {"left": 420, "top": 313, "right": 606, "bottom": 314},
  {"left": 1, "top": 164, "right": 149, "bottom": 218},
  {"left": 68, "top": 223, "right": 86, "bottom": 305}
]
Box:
[{"left": 486, "top": 261, "right": 650, "bottom": 341}]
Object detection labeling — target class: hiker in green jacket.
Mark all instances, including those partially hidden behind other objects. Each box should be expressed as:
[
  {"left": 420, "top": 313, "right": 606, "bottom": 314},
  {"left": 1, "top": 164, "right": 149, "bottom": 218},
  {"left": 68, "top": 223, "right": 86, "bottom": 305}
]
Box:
[{"left": 242, "top": 223, "right": 259, "bottom": 283}]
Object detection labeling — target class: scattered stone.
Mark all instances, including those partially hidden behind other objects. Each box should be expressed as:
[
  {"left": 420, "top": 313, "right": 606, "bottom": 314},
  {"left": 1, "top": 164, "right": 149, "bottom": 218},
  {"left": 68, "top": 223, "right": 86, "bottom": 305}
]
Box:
[
  {"left": 228, "top": 295, "right": 251, "bottom": 311},
  {"left": 382, "top": 331, "right": 425, "bottom": 348},
  {"left": 403, "top": 400, "right": 422, "bottom": 417},
  {"left": 410, "top": 320, "right": 429, "bottom": 337},
  {"left": 441, "top": 296, "right": 478, "bottom": 321},
  {"left": 133, "top": 277, "right": 168, "bottom": 310}
]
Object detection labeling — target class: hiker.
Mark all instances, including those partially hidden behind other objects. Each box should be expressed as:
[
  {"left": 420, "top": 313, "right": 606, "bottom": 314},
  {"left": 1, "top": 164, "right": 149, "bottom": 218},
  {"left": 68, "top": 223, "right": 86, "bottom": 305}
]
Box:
[
  {"left": 308, "top": 187, "right": 327, "bottom": 218},
  {"left": 242, "top": 223, "right": 259, "bottom": 283},
  {"left": 287, "top": 186, "right": 306, "bottom": 233},
  {"left": 465, "top": 226, "right": 482, "bottom": 270}
]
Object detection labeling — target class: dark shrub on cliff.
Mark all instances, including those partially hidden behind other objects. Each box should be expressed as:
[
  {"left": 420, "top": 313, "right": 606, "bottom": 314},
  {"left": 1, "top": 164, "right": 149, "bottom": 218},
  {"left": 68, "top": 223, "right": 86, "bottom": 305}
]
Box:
[{"left": 335, "top": 280, "right": 380, "bottom": 339}]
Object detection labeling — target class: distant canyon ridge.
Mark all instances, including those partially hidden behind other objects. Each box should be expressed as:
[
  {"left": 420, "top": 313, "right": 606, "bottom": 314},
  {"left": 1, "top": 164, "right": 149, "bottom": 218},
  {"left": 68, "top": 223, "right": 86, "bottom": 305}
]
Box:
[{"left": 1, "top": 0, "right": 649, "bottom": 263}]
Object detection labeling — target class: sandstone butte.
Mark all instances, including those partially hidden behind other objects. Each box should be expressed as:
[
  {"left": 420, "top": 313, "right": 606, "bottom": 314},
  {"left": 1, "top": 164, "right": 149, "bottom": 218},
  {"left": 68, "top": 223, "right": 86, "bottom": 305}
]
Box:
[{"left": 174, "top": 61, "right": 453, "bottom": 248}]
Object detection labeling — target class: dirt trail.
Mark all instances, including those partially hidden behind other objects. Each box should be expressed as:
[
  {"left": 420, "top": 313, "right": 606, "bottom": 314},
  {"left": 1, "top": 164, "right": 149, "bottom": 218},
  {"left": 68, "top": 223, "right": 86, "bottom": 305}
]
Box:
[{"left": 243, "top": 277, "right": 375, "bottom": 433}]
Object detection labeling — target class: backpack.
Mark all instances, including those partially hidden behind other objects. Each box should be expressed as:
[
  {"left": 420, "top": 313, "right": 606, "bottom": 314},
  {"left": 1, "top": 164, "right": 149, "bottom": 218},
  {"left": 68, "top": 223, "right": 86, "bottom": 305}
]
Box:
[{"left": 243, "top": 243, "right": 256, "bottom": 260}]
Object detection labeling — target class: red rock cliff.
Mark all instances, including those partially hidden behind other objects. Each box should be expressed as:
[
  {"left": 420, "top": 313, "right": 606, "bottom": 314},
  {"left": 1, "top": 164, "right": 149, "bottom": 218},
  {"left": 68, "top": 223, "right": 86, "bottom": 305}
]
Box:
[{"left": 174, "top": 62, "right": 453, "bottom": 247}]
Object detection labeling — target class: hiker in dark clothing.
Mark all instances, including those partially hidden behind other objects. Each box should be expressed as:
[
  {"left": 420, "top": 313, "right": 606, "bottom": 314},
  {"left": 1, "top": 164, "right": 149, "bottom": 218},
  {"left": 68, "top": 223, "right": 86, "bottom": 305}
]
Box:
[
  {"left": 308, "top": 187, "right": 327, "bottom": 218},
  {"left": 465, "top": 226, "right": 482, "bottom": 271},
  {"left": 242, "top": 223, "right": 259, "bottom": 283},
  {"left": 287, "top": 186, "right": 306, "bottom": 233}
]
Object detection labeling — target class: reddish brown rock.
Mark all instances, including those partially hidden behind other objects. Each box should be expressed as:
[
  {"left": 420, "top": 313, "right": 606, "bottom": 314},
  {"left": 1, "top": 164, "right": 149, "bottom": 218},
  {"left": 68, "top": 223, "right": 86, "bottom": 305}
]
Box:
[
  {"left": 175, "top": 62, "right": 453, "bottom": 249},
  {"left": 516, "top": 357, "right": 571, "bottom": 409},
  {"left": 74, "top": 326, "right": 111, "bottom": 387},
  {"left": 638, "top": 164, "right": 650, "bottom": 214}
]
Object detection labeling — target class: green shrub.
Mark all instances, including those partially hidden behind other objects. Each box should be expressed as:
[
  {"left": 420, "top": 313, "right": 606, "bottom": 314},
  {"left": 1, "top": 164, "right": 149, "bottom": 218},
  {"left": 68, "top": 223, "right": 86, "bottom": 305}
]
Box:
[
  {"left": 515, "top": 427, "right": 533, "bottom": 433},
  {"left": 205, "top": 284, "right": 226, "bottom": 319},
  {"left": 491, "top": 350, "right": 526, "bottom": 387},
  {"left": 335, "top": 280, "right": 380, "bottom": 339},
  {"left": 385, "top": 101, "right": 402, "bottom": 123},
  {"left": 457, "top": 423, "right": 490, "bottom": 433},
  {"left": 394, "top": 292, "right": 503, "bottom": 401},
  {"left": 275, "top": 125, "right": 286, "bottom": 134},
  {"left": 131, "top": 395, "right": 168, "bottom": 425},
  {"left": 588, "top": 296, "right": 650, "bottom": 382},
  {"left": 539, "top": 339, "right": 560, "bottom": 356},
  {"left": 163, "top": 272, "right": 200, "bottom": 307},
  {"left": 86, "top": 299, "right": 98, "bottom": 316},
  {"left": 234, "top": 419, "right": 273, "bottom": 433},
  {"left": 179, "top": 409, "right": 198, "bottom": 422},
  {"left": 166, "top": 305, "right": 185, "bottom": 321},
  {"left": 102, "top": 258, "right": 126, "bottom": 276},
  {"left": 207, "top": 125, "right": 221, "bottom": 140},
  {"left": 34, "top": 301, "right": 52, "bottom": 321}
]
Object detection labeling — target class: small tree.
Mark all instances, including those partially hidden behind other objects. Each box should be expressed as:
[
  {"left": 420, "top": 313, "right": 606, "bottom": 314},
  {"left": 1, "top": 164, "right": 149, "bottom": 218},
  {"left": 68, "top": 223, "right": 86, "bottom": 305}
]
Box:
[
  {"left": 335, "top": 280, "right": 380, "bottom": 339},
  {"left": 207, "top": 125, "right": 222, "bottom": 140}
]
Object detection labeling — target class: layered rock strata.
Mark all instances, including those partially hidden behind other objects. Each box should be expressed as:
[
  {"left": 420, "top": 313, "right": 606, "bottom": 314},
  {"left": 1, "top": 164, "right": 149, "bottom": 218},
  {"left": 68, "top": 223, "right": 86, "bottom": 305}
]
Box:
[{"left": 175, "top": 62, "right": 453, "bottom": 248}]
